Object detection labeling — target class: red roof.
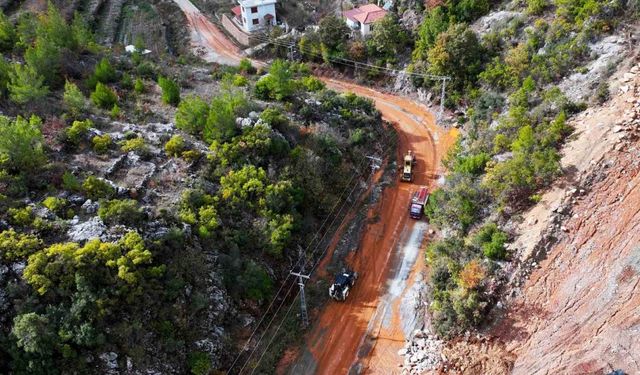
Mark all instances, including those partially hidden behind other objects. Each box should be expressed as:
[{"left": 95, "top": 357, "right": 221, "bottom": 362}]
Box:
[
  {"left": 343, "top": 4, "right": 387, "bottom": 24},
  {"left": 264, "top": 13, "right": 274, "bottom": 20},
  {"left": 231, "top": 5, "right": 241, "bottom": 16}
]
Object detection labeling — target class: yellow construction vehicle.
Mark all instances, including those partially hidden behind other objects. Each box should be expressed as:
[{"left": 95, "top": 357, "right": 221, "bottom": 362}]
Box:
[{"left": 401, "top": 150, "right": 416, "bottom": 182}]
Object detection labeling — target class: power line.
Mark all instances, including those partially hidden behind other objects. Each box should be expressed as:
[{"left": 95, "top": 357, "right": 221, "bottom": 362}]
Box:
[
  {"left": 227, "top": 110, "right": 396, "bottom": 375},
  {"left": 238, "top": 133, "right": 399, "bottom": 375}
]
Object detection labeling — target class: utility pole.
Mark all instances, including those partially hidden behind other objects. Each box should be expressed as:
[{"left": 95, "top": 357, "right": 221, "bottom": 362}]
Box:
[
  {"left": 290, "top": 271, "right": 310, "bottom": 327},
  {"left": 438, "top": 78, "right": 447, "bottom": 123},
  {"left": 366, "top": 156, "right": 382, "bottom": 203},
  {"left": 288, "top": 44, "right": 295, "bottom": 61}
]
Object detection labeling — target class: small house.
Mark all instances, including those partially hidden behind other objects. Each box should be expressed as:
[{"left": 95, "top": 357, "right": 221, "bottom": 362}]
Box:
[
  {"left": 231, "top": 0, "right": 277, "bottom": 33},
  {"left": 343, "top": 4, "right": 388, "bottom": 37}
]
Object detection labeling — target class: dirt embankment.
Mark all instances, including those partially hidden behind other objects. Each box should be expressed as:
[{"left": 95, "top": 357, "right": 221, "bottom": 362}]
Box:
[
  {"left": 499, "top": 62, "right": 640, "bottom": 375},
  {"left": 440, "top": 59, "right": 640, "bottom": 375}
]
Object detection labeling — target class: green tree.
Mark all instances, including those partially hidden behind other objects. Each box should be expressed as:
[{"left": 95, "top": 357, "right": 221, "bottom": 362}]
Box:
[
  {"left": 12, "top": 313, "right": 56, "bottom": 355},
  {"left": 158, "top": 76, "right": 180, "bottom": 106},
  {"left": 0, "top": 10, "right": 16, "bottom": 52},
  {"left": 219, "top": 165, "right": 267, "bottom": 208},
  {"left": 318, "top": 15, "right": 349, "bottom": 60},
  {"left": 204, "top": 83, "right": 248, "bottom": 143},
  {"left": 88, "top": 57, "right": 117, "bottom": 88},
  {"left": 91, "top": 82, "right": 117, "bottom": 109},
  {"left": 175, "top": 95, "right": 209, "bottom": 135},
  {"left": 0, "top": 57, "right": 9, "bottom": 97},
  {"left": 63, "top": 80, "right": 86, "bottom": 116},
  {"left": 8, "top": 63, "right": 49, "bottom": 104},
  {"left": 255, "top": 60, "right": 295, "bottom": 101},
  {"left": 367, "top": 15, "right": 408, "bottom": 59},
  {"left": 414, "top": 6, "right": 449, "bottom": 60},
  {"left": 71, "top": 11, "right": 95, "bottom": 51},
  {"left": 426, "top": 23, "right": 485, "bottom": 92},
  {"left": 24, "top": 36, "right": 61, "bottom": 86},
  {"left": 0, "top": 115, "right": 46, "bottom": 173}
]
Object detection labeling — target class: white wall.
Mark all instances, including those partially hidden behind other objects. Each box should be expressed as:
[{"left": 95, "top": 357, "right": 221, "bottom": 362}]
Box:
[
  {"left": 240, "top": 3, "right": 276, "bottom": 33},
  {"left": 361, "top": 23, "right": 372, "bottom": 37},
  {"left": 346, "top": 18, "right": 359, "bottom": 30}
]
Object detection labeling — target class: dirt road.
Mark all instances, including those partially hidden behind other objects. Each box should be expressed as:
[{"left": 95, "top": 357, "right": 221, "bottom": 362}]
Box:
[
  {"left": 172, "top": 1, "right": 458, "bottom": 372},
  {"left": 172, "top": 0, "right": 246, "bottom": 66}
]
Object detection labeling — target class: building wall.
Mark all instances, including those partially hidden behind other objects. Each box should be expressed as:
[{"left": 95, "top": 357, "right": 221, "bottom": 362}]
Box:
[
  {"left": 346, "top": 18, "right": 359, "bottom": 29},
  {"left": 222, "top": 14, "right": 253, "bottom": 46},
  {"left": 240, "top": 3, "right": 276, "bottom": 32},
  {"left": 361, "top": 23, "right": 372, "bottom": 37}
]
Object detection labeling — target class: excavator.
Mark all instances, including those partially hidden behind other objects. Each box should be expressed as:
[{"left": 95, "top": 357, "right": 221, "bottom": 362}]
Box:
[{"left": 401, "top": 150, "right": 416, "bottom": 182}]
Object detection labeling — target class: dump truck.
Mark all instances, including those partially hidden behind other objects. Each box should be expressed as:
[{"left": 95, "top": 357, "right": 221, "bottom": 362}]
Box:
[
  {"left": 401, "top": 150, "right": 416, "bottom": 182},
  {"left": 409, "top": 186, "right": 429, "bottom": 219},
  {"left": 329, "top": 269, "right": 358, "bottom": 301}
]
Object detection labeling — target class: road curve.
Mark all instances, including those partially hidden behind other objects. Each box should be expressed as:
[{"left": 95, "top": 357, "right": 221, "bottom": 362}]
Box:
[{"left": 171, "top": 1, "right": 458, "bottom": 372}]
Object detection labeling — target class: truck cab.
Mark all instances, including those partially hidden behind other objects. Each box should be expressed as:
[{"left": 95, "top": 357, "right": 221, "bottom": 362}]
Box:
[
  {"left": 409, "top": 186, "right": 429, "bottom": 219},
  {"left": 329, "top": 270, "right": 358, "bottom": 301}
]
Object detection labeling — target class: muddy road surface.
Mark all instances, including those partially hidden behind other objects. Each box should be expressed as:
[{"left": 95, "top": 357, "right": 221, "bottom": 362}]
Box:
[{"left": 172, "top": 2, "right": 459, "bottom": 372}]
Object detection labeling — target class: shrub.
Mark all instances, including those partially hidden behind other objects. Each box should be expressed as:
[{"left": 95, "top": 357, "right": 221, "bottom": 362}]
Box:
[
  {"left": 91, "top": 83, "right": 117, "bottom": 109},
  {"left": 238, "top": 58, "right": 255, "bottom": 74},
  {"left": 254, "top": 60, "right": 295, "bottom": 101},
  {"left": 0, "top": 11, "right": 16, "bottom": 52},
  {"left": 42, "top": 197, "right": 67, "bottom": 215},
  {"left": 301, "top": 76, "right": 325, "bottom": 92},
  {"left": 175, "top": 95, "right": 209, "bottom": 135},
  {"left": 109, "top": 104, "right": 121, "bottom": 119},
  {"left": 82, "top": 176, "right": 115, "bottom": 200},
  {"left": 120, "top": 137, "right": 148, "bottom": 155},
  {"left": 204, "top": 84, "right": 249, "bottom": 143},
  {"left": 259, "top": 107, "right": 289, "bottom": 130},
  {"left": 165, "top": 135, "right": 185, "bottom": 157},
  {"left": 472, "top": 223, "right": 508, "bottom": 260},
  {"left": 188, "top": 351, "right": 211, "bottom": 375},
  {"left": 0, "top": 115, "right": 46, "bottom": 173},
  {"left": 158, "top": 76, "right": 180, "bottom": 106},
  {"left": 63, "top": 80, "right": 86, "bottom": 116},
  {"left": 595, "top": 80, "right": 610, "bottom": 104},
  {"left": 88, "top": 57, "right": 117, "bottom": 88},
  {"left": 0, "top": 229, "right": 42, "bottom": 261},
  {"left": 232, "top": 74, "right": 248, "bottom": 87},
  {"left": 92, "top": 134, "right": 112, "bottom": 154},
  {"left": 62, "top": 171, "right": 81, "bottom": 192},
  {"left": 65, "top": 119, "right": 92, "bottom": 145},
  {"left": 8, "top": 206, "right": 34, "bottom": 226},
  {"left": 8, "top": 62, "right": 49, "bottom": 104},
  {"left": 98, "top": 199, "right": 143, "bottom": 226},
  {"left": 134, "top": 78, "right": 145, "bottom": 94}
]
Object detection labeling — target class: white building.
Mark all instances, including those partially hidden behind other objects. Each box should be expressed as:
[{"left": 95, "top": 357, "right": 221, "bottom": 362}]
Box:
[
  {"left": 343, "top": 4, "right": 388, "bottom": 37},
  {"left": 231, "top": 0, "right": 277, "bottom": 33}
]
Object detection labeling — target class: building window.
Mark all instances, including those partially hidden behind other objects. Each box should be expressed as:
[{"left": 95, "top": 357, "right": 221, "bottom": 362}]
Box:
[
  {"left": 243, "top": 17, "right": 247, "bottom": 25},
  {"left": 251, "top": 6, "right": 258, "bottom": 13},
  {"left": 252, "top": 18, "right": 259, "bottom": 25}
]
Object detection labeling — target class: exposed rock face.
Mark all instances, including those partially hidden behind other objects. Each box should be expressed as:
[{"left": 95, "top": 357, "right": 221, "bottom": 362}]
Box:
[{"left": 68, "top": 216, "right": 107, "bottom": 242}]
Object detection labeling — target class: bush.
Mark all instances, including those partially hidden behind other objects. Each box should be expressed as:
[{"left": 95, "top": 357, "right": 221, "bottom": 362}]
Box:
[
  {"left": 254, "top": 60, "right": 295, "bottom": 101},
  {"left": 42, "top": 196, "right": 67, "bottom": 215},
  {"left": 98, "top": 199, "right": 143, "bottom": 226},
  {"left": 0, "top": 115, "right": 46, "bottom": 173},
  {"left": 471, "top": 223, "right": 508, "bottom": 260},
  {"left": 134, "top": 78, "right": 145, "bottom": 94},
  {"left": 92, "top": 134, "right": 112, "bottom": 154},
  {"left": 63, "top": 80, "right": 86, "bottom": 116},
  {"left": 187, "top": 351, "right": 211, "bottom": 375},
  {"left": 232, "top": 74, "right": 248, "bottom": 87},
  {"left": 0, "top": 229, "right": 42, "bottom": 261},
  {"left": 65, "top": 119, "right": 92, "bottom": 145},
  {"left": 109, "top": 104, "right": 121, "bottom": 119},
  {"left": 595, "top": 80, "right": 610, "bottom": 104},
  {"left": 238, "top": 58, "right": 255, "bottom": 74},
  {"left": 8, "top": 206, "right": 34, "bottom": 226},
  {"left": 91, "top": 83, "right": 117, "bottom": 109},
  {"left": 8, "top": 62, "right": 49, "bottom": 104},
  {"left": 62, "top": 171, "right": 81, "bottom": 192},
  {"left": 88, "top": 57, "right": 117, "bottom": 88},
  {"left": 175, "top": 95, "right": 209, "bottom": 135},
  {"left": 158, "top": 76, "right": 180, "bottom": 106},
  {"left": 259, "top": 107, "right": 289, "bottom": 130},
  {"left": 120, "top": 137, "right": 148, "bottom": 155},
  {"left": 300, "top": 76, "right": 325, "bottom": 92},
  {"left": 82, "top": 176, "right": 115, "bottom": 200},
  {"left": 165, "top": 135, "right": 185, "bottom": 157},
  {"left": 204, "top": 84, "right": 249, "bottom": 143}
]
